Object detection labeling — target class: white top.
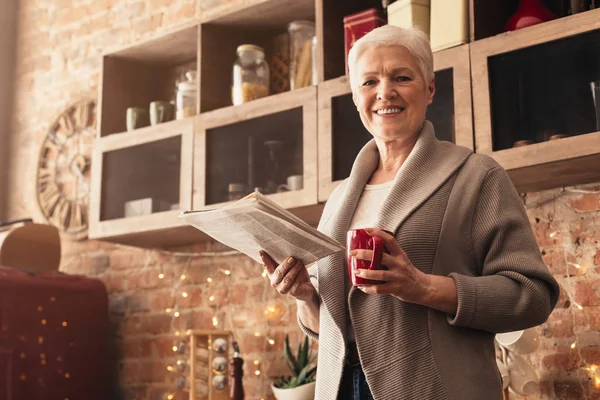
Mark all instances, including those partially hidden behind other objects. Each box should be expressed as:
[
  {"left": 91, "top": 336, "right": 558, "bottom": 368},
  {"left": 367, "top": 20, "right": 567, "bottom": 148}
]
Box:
[{"left": 346, "top": 180, "right": 394, "bottom": 343}]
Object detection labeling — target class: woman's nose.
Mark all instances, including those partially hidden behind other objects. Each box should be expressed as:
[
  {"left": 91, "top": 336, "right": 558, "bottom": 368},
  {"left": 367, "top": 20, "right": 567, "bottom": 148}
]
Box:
[{"left": 376, "top": 80, "right": 398, "bottom": 101}]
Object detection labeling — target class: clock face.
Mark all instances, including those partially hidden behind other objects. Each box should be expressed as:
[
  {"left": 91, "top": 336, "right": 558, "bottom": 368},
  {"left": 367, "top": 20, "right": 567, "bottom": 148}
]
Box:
[{"left": 36, "top": 99, "right": 96, "bottom": 240}]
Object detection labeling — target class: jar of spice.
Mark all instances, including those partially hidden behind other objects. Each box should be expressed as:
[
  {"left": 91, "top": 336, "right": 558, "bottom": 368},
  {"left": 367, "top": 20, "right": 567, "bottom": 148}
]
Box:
[
  {"left": 232, "top": 45, "right": 270, "bottom": 105},
  {"left": 288, "top": 21, "right": 315, "bottom": 90},
  {"left": 176, "top": 71, "right": 197, "bottom": 119}
]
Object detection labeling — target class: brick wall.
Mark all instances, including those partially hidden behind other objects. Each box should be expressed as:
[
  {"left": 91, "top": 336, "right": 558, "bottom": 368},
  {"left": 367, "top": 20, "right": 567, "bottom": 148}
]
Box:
[{"left": 4, "top": 1, "right": 600, "bottom": 399}]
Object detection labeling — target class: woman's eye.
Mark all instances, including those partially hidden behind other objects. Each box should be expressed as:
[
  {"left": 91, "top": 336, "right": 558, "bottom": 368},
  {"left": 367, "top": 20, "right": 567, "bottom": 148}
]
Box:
[
  {"left": 362, "top": 80, "right": 375, "bottom": 87},
  {"left": 395, "top": 76, "right": 411, "bottom": 82}
]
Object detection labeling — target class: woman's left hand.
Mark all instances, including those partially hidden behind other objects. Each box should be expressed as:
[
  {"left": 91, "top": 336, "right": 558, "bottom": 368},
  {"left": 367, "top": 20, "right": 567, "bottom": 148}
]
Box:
[{"left": 351, "top": 227, "right": 431, "bottom": 304}]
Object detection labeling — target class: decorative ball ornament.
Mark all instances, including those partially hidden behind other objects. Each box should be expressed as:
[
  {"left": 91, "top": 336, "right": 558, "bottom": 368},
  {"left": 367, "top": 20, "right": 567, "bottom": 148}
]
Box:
[{"left": 36, "top": 99, "right": 96, "bottom": 240}]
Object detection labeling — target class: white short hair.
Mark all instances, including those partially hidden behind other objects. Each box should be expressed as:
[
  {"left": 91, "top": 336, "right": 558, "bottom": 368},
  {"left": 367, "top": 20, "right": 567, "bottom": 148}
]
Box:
[{"left": 347, "top": 25, "right": 433, "bottom": 91}]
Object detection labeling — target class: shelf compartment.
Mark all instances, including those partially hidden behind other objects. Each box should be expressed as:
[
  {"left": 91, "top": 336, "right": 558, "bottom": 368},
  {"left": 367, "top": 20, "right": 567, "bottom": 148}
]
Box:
[
  {"left": 199, "top": 0, "right": 316, "bottom": 113},
  {"left": 89, "top": 119, "right": 196, "bottom": 247},
  {"left": 194, "top": 87, "right": 318, "bottom": 211},
  {"left": 470, "top": 0, "right": 571, "bottom": 41},
  {"left": 471, "top": 8, "right": 600, "bottom": 191},
  {"left": 317, "top": 44, "right": 473, "bottom": 202},
  {"left": 99, "top": 23, "right": 199, "bottom": 137},
  {"left": 319, "top": 0, "right": 382, "bottom": 81}
]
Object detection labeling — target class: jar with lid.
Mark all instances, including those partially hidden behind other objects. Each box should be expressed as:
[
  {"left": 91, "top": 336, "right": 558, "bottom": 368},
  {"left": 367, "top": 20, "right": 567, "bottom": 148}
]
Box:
[
  {"left": 176, "top": 70, "right": 197, "bottom": 119},
  {"left": 232, "top": 45, "right": 270, "bottom": 106},
  {"left": 288, "top": 21, "right": 316, "bottom": 90}
]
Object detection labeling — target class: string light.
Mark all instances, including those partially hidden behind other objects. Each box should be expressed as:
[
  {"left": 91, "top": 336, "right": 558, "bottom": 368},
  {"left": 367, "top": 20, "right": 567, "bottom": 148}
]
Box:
[
  {"left": 182, "top": 292, "right": 188, "bottom": 298},
  {"left": 158, "top": 273, "right": 165, "bottom": 279},
  {"left": 207, "top": 277, "right": 213, "bottom": 283},
  {"left": 268, "top": 338, "right": 275, "bottom": 345},
  {"left": 180, "top": 274, "right": 186, "bottom": 280},
  {"left": 209, "top": 296, "right": 215, "bottom": 302}
]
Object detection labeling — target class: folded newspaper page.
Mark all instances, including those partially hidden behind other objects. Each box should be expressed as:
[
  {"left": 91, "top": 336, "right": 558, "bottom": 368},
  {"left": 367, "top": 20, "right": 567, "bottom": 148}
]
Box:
[{"left": 179, "top": 191, "right": 345, "bottom": 266}]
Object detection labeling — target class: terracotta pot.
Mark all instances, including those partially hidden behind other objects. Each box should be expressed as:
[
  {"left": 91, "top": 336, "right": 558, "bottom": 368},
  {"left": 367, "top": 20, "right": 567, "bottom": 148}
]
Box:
[
  {"left": 271, "top": 381, "right": 316, "bottom": 400},
  {"left": 505, "top": 0, "right": 557, "bottom": 31}
]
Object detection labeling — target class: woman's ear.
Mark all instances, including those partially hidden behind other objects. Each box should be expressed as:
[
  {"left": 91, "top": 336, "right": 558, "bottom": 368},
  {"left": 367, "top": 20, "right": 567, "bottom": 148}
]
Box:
[{"left": 427, "top": 77, "right": 436, "bottom": 105}]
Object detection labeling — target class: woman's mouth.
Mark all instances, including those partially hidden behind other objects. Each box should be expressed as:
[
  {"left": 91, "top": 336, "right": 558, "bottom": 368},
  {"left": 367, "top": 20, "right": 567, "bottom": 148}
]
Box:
[{"left": 375, "top": 107, "right": 404, "bottom": 115}]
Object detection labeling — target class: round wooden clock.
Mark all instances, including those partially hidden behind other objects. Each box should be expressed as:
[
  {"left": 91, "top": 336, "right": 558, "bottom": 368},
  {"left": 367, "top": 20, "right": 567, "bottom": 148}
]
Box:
[{"left": 36, "top": 99, "right": 96, "bottom": 240}]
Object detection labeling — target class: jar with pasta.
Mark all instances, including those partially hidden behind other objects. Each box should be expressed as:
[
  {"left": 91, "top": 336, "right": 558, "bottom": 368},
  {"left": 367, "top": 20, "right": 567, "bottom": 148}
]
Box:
[
  {"left": 288, "top": 21, "right": 316, "bottom": 90},
  {"left": 176, "top": 70, "right": 197, "bottom": 119},
  {"left": 232, "top": 44, "right": 270, "bottom": 106}
]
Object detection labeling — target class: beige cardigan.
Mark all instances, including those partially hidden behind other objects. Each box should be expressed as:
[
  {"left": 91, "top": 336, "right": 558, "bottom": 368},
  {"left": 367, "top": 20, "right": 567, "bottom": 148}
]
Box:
[{"left": 299, "top": 121, "right": 559, "bottom": 400}]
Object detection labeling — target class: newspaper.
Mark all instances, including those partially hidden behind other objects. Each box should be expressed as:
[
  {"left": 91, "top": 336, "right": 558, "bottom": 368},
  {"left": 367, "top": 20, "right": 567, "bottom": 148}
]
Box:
[{"left": 179, "top": 191, "right": 345, "bottom": 266}]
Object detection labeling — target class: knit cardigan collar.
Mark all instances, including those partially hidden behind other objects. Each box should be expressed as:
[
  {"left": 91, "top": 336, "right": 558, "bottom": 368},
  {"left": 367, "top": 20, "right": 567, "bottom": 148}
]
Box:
[{"left": 316, "top": 120, "right": 472, "bottom": 335}]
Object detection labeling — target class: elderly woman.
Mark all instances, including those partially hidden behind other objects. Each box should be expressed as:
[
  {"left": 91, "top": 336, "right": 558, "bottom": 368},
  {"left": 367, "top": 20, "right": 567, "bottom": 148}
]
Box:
[{"left": 260, "top": 25, "right": 559, "bottom": 400}]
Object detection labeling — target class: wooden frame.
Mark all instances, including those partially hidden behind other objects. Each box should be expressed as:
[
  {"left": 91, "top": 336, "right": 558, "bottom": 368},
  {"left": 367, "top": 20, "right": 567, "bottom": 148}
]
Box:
[
  {"left": 194, "top": 86, "right": 318, "bottom": 211},
  {"left": 317, "top": 44, "right": 474, "bottom": 202},
  {"left": 88, "top": 118, "right": 196, "bottom": 247},
  {"left": 471, "top": 9, "right": 600, "bottom": 192},
  {"left": 187, "top": 329, "right": 233, "bottom": 400}
]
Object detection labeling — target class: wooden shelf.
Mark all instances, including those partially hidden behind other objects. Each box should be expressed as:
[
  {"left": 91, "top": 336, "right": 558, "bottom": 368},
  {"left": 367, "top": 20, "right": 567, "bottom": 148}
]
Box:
[
  {"left": 194, "top": 87, "right": 318, "bottom": 211},
  {"left": 89, "top": 119, "right": 196, "bottom": 248},
  {"left": 99, "top": 23, "right": 200, "bottom": 137},
  {"left": 317, "top": 44, "right": 474, "bottom": 202},
  {"left": 471, "top": 8, "right": 600, "bottom": 192}
]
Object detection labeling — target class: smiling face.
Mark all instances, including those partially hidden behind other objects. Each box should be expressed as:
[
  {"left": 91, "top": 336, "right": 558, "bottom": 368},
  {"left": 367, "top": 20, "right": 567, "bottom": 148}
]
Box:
[{"left": 353, "top": 45, "right": 435, "bottom": 142}]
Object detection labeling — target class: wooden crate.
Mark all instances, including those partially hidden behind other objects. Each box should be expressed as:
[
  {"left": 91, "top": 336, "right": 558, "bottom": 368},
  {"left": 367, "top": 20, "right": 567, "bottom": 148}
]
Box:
[
  {"left": 194, "top": 86, "right": 318, "bottom": 212},
  {"left": 88, "top": 118, "right": 198, "bottom": 247},
  {"left": 471, "top": 8, "right": 600, "bottom": 192},
  {"left": 98, "top": 23, "right": 200, "bottom": 137}
]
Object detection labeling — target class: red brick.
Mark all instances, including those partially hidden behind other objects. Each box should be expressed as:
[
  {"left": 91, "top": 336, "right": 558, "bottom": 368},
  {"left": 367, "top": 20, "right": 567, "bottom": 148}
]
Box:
[
  {"left": 100, "top": 272, "right": 128, "bottom": 292},
  {"left": 553, "top": 380, "right": 584, "bottom": 400},
  {"left": 138, "top": 314, "right": 173, "bottom": 335},
  {"left": 118, "top": 338, "right": 153, "bottom": 359},
  {"left": 580, "top": 346, "right": 600, "bottom": 365},
  {"left": 573, "top": 306, "right": 600, "bottom": 331},
  {"left": 574, "top": 278, "right": 600, "bottom": 306},
  {"left": 109, "top": 248, "right": 145, "bottom": 270},
  {"left": 231, "top": 306, "right": 269, "bottom": 329},
  {"left": 119, "top": 361, "right": 140, "bottom": 385},
  {"left": 541, "top": 352, "right": 582, "bottom": 371},
  {"left": 206, "top": 285, "right": 229, "bottom": 307},
  {"left": 139, "top": 360, "right": 168, "bottom": 383},
  {"left": 569, "top": 194, "right": 600, "bottom": 213},
  {"left": 119, "top": 315, "right": 143, "bottom": 337},
  {"left": 543, "top": 309, "right": 574, "bottom": 338},
  {"left": 152, "top": 336, "right": 182, "bottom": 358},
  {"left": 555, "top": 284, "right": 571, "bottom": 308},
  {"left": 149, "top": 289, "right": 176, "bottom": 311},
  {"left": 178, "top": 286, "right": 203, "bottom": 308},
  {"left": 531, "top": 221, "right": 562, "bottom": 248},
  {"left": 595, "top": 249, "right": 600, "bottom": 266}
]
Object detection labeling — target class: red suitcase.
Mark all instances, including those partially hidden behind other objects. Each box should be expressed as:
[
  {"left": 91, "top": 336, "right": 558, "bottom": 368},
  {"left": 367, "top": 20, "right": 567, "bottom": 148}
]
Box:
[{"left": 0, "top": 266, "right": 109, "bottom": 400}]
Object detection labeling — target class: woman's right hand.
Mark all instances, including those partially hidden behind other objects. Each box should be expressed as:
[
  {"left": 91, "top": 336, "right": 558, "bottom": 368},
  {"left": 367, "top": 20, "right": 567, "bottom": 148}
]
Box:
[{"left": 259, "top": 250, "right": 316, "bottom": 303}]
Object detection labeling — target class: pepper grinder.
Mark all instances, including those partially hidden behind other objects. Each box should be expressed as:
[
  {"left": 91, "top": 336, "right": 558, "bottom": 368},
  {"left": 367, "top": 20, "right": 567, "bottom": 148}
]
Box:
[{"left": 229, "top": 341, "right": 244, "bottom": 400}]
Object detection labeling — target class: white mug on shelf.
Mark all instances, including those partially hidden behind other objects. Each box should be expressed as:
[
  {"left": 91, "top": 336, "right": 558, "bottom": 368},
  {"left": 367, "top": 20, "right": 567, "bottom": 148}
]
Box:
[
  {"left": 277, "top": 175, "right": 303, "bottom": 192},
  {"left": 495, "top": 327, "right": 539, "bottom": 355}
]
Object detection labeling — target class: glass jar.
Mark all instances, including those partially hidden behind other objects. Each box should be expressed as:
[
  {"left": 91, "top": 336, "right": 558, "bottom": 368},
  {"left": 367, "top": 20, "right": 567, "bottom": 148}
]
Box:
[
  {"left": 176, "top": 71, "right": 197, "bottom": 119},
  {"left": 232, "top": 44, "right": 270, "bottom": 106},
  {"left": 288, "top": 21, "right": 316, "bottom": 90}
]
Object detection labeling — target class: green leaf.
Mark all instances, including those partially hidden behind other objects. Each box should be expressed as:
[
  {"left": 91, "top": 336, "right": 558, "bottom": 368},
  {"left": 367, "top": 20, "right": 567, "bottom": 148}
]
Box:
[{"left": 284, "top": 335, "right": 298, "bottom": 375}]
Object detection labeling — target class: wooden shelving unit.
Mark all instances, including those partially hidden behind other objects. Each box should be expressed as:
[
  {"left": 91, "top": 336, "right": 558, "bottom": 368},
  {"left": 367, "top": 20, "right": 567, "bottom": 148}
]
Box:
[
  {"left": 87, "top": 1, "right": 600, "bottom": 247},
  {"left": 471, "top": 8, "right": 600, "bottom": 192}
]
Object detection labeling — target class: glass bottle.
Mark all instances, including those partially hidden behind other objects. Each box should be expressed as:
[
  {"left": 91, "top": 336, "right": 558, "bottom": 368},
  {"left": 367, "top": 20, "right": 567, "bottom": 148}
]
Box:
[
  {"left": 176, "top": 70, "right": 197, "bottom": 119},
  {"left": 232, "top": 44, "right": 270, "bottom": 106},
  {"left": 288, "top": 21, "right": 316, "bottom": 90}
]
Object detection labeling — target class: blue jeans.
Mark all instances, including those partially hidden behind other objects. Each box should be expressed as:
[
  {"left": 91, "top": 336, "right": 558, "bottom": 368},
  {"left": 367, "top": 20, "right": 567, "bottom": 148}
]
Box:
[{"left": 338, "top": 361, "right": 374, "bottom": 400}]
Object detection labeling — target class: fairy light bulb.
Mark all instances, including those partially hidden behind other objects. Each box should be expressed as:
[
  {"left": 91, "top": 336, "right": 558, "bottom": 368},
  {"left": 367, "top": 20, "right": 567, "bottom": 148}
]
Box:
[
  {"left": 175, "top": 331, "right": 180, "bottom": 336},
  {"left": 165, "top": 308, "right": 172, "bottom": 313},
  {"left": 207, "top": 277, "right": 213, "bottom": 283},
  {"left": 223, "top": 270, "right": 231, "bottom": 275},
  {"left": 255, "top": 370, "right": 261, "bottom": 376},
  {"left": 167, "top": 395, "right": 174, "bottom": 400},
  {"left": 180, "top": 274, "right": 186, "bottom": 280},
  {"left": 182, "top": 292, "right": 188, "bottom": 298},
  {"left": 158, "top": 273, "right": 165, "bottom": 279},
  {"left": 267, "top": 306, "right": 276, "bottom": 313},
  {"left": 268, "top": 339, "right": 275, "bottom": 345},
  {"left": 167, "top": 365, "right": 174, "bottom": 372},
  {"left": 571, "top": 342, "right": 577, "bottom": 349},
  {"left": 262, "top": 269, "right": 268, "bottom": 278},
  {"left": 254, "top": 332, "right": 261, "bottom": 337},
  {"left": 172, "top": 345, "right": 178, "bottom": 352},
  {"left": 209, "top": 296, "right": 215, "bottom": 302},
  {"left": 174, "top": 311, "right": 180, "bottom": 318},
  {"left": 212, "top": 316, "right": 218, "bottom": 326}
]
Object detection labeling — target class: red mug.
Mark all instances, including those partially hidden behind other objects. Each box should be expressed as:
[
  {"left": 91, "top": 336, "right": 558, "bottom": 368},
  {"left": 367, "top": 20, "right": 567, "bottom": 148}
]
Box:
[{"left": 347, "top": 228, "right": 389, "bottom": 286}]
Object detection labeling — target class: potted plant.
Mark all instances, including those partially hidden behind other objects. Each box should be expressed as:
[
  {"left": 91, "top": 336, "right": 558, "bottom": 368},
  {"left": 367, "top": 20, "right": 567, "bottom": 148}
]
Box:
[{"left": 271, "top": 334, "right": 317, "bottom": 400}]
